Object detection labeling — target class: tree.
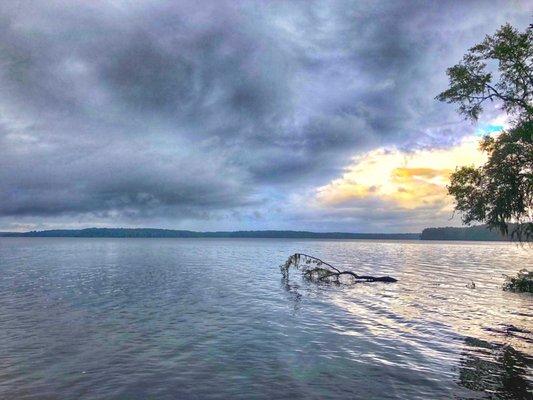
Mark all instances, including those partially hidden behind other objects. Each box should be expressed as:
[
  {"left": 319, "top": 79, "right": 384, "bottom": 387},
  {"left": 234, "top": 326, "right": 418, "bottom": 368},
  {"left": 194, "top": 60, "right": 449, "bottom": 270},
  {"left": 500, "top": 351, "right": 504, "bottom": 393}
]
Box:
[
  {"left": 437, "top": 23, "right": 532, "bottom": 121},
  {"left": 437, "top": 23, "right": 532, "bottom": 240}
]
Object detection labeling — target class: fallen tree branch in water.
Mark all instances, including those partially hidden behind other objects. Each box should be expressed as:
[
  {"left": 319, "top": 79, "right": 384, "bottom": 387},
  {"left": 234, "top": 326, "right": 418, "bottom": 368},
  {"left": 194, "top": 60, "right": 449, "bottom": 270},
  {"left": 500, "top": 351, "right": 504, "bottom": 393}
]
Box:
[{"left": 281, "top": 253, "right": 397, "bottom": 284}]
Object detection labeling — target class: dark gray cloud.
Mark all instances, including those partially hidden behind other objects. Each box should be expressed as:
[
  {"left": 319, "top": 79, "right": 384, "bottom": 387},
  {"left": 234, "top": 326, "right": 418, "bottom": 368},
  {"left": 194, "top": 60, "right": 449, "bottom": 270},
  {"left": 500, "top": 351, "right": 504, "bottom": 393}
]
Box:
[{"left": 0, "top": 0, "right": 530, "bottom": 230}]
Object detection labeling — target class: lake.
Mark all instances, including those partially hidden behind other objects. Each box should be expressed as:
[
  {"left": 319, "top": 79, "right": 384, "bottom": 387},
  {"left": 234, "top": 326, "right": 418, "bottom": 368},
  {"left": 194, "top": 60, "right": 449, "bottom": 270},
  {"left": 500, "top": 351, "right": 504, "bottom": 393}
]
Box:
[{"left": 0, "top": 238, "right": 531, "bottom": 399}]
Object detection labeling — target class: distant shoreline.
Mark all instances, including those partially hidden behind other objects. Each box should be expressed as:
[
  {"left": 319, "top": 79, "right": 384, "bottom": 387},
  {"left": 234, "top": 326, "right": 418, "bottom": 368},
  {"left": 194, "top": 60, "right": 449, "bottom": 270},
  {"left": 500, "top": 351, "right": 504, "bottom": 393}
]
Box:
[
  {"left": 0, "top": 228, "right": 419, "bottom": 240},
  {"left": 0, "top": 225, "right": 522, "bottom": 241}
]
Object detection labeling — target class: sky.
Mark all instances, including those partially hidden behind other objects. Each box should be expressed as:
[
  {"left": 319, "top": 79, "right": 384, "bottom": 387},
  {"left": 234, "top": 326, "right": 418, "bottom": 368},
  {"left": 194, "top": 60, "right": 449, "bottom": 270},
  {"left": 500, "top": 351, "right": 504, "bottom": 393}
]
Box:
[{"left": 0, "top": 0, "right": 531, "bottom": 233}]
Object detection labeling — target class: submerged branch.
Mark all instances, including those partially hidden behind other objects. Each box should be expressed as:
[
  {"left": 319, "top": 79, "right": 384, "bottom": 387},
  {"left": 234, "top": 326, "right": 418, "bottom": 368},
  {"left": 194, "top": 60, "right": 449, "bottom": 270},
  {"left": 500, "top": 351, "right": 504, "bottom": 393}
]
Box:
[
  {"left": 292, "top": 253, "right": 341, "bottom": 273},
  {"left": 281, "top": 253, "right": 397, "bottom": 284}
]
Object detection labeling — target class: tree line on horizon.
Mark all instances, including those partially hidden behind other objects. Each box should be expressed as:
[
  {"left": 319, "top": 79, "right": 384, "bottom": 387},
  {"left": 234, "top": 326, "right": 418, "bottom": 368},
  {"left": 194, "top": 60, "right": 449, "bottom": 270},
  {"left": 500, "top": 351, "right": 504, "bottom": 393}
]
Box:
[
  {"left": 0, "top": 228, "right": 418, "bottom": 239},
  {"left": 0, "top": 226, "right": 525, "bottom": 241}
]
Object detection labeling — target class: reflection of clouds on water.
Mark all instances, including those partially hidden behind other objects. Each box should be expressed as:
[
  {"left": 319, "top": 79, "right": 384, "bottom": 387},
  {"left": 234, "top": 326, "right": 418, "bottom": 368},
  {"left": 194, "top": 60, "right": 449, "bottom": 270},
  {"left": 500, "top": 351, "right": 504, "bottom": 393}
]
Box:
[
  {"left": 2, "top": 239, "right": 532, "bottom": 399},
  {"left": 457, "top": 336, "right": 532, "bottom": 399},
  {"left": 277, "top": 244, "right": 533, "bottom": 399}
]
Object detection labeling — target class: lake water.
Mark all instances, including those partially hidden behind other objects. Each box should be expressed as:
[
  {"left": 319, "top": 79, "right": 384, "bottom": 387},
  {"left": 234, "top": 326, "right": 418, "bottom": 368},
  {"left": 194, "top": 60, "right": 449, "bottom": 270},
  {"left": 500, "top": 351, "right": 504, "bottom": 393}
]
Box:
[{"left": 0, "top": 238, "right": 531, "bottom": 399}]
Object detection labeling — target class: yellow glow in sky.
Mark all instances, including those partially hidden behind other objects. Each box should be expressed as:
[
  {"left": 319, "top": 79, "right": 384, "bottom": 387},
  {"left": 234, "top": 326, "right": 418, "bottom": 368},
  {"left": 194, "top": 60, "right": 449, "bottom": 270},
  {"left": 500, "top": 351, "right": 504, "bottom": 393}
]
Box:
[{"left": 316, "top": 136, "right": 488, "bottom": 210}]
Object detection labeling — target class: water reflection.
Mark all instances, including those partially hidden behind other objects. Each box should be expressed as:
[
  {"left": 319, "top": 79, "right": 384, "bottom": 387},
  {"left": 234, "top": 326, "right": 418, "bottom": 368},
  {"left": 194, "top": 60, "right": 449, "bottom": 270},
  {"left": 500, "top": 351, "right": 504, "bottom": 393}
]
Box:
[
  {"left": 279, "top": 248, "right": 533, "bottom": 400},
  {"left": 281, "top": 274, "right": 302, "bottom": 312},
  {"left": 457, "top": 336, "right": 532, "bottom": 399},
  {"left": 1, "top": 238, "right": 531, "bottom": 400}
]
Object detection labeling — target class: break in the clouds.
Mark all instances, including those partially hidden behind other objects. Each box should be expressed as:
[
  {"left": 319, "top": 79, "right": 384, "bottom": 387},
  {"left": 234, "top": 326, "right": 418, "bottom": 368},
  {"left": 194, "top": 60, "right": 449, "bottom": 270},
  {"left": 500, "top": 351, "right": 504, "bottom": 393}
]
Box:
[
  {"left": 0, "top": 0, "right": 531, "bottom": 232},
  {"left": 291, "top": 135, "right": 489, "bottom": 233}
]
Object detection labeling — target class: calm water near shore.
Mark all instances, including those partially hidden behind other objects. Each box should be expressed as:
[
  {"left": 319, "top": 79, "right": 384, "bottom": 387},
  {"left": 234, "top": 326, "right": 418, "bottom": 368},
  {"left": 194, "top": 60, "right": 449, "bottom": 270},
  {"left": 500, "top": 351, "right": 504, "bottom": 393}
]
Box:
[{"left": 0, "top": 238, "right": 531, "bottom": 399}]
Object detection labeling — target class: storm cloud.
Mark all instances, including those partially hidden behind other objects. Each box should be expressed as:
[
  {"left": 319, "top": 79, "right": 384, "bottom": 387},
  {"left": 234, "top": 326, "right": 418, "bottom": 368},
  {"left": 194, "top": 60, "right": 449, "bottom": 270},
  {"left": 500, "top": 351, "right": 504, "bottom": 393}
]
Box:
[{"left": 0, "top": 0, "right": 530, "bottom": 231}]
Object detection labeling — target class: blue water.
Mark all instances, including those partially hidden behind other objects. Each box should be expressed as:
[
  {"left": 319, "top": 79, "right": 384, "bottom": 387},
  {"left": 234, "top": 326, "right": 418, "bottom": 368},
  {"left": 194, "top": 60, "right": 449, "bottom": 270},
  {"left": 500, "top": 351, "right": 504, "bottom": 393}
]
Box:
[{"left": 0, "top": 238, "right": 531, "bottom": 399}]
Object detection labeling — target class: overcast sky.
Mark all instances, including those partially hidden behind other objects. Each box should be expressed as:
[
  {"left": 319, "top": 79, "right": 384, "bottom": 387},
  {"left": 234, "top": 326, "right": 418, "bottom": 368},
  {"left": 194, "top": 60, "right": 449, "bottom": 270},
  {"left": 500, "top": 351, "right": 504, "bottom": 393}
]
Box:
[{"left": 0, "top": 0, "right": 531, "bottom": 232}]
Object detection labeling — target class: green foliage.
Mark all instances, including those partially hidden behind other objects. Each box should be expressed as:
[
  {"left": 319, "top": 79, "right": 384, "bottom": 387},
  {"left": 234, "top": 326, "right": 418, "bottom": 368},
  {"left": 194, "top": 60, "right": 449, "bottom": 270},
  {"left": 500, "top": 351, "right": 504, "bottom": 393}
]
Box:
[
  {"left": 438, "top": 23, "right": 533, "bottom": 241},
  {"left": 420, "top": 224, "right": 521, "bottom": 241},
  {"left": 447, "top": 121, "right": 533, "bottom": 240},
  {"left": 437, "top": 23, "right": 533, "bottom": 121},
  {"left": 502, "top": 269, "right": 533, "bottom": 293}
]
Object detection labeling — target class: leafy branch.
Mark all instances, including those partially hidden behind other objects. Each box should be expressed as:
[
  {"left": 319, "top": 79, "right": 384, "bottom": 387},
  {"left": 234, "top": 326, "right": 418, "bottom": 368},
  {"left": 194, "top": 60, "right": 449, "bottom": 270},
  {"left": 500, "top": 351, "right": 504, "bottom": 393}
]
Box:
[{"left": 281, "top": 253, "right": 397, "bottom": 284}]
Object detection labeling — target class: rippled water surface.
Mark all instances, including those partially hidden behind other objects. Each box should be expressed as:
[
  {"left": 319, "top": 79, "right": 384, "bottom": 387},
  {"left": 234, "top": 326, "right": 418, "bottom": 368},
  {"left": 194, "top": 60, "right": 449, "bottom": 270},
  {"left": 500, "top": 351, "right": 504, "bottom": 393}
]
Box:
[{"left": 0, "top": 238, "right": 531, "bottom": 399}]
